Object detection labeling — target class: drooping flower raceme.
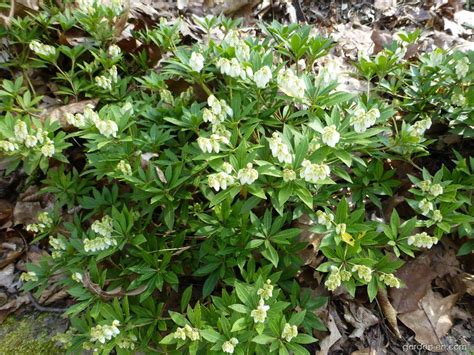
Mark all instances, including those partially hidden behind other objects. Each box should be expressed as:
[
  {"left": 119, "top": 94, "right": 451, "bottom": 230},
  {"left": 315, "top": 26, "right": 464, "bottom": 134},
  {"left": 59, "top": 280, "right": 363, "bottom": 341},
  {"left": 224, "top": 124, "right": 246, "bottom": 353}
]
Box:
[
  {"left": 208, "top": 172, "right": 234, "bottom": 191},
  {"left": 419, "top": 199, "right": 433, "bottom": 215},
  {"left": 269, "top": 132, "right": 293, "bottom": 164},
  {"left": 41, "top": 139, "right": 55, "bottom": 157},
  {"left": 117, "top": 160, "right": 132, "bottom": 176},
  {"left": 95, "top": 76, "right": 112, "bottom": 90},
  {"left": 281, "top": 323, "right": 298, "bottom": 342},
  {"left": 20, "top": 271, "right": 38, "bottom": 282},
  {"left": 351, "top": 264, "right": 373, "bottom": 283},
  {"left": 408, "top": 232, "right": 438, "bottom": 249},
  {"left": 257, "top": 279, "right": 274, "bottom": 300},
  {"left": 321, "top": 125, "right": 340, "bottom": 147},
  {"left": 250, "top": 299, "right": 270, "bottom": 323},
  {"left": 429, "top": 183, "right": 443, "bottom": 197},
  {"left": 300, "top": 160, "right": 330, "bottom": 183},
  {"left": 95, "top": 119, "right": 118, "bottom": 138},
  {"left": 350, "top": 107, "right": 380, "bottom": 133},
  {"left": 14, "top": 121, "right": 28, "bottom": 142},
  {"left": 222, "top": 338, "right": 239, "bottom": 354},
  {"left": 277, "top": 68, "right": 306, "bottom": 100},
  {"left": 282, "top": 169, "right": 296, "bottom": 182},
  {"left": 91, "top": 215, "right": 113, "bottom": 238},
  {"left": 108, "top": 44, "right": 121, "bottom": 59},
  {"left": 0, "top": 140, "right": 18, "bottom": 152},
  {"left": 325, "top": 266, "right": 341, "bottom": 291},
  {"left": 455, "top": 56, "right": 469, "bottom": 79},
  {"left": 237, "top": 163, "right": 259, "bottom": 185},
  {"left": 253, "top": 66, "right": 272, "bottom": 88},
  {"left": 90, "top": 320, "right": 120, "bottom": 344},
  {"left": 184, "top": 325, "right": 200, "bottom": 341},
  {"left": 316, "top": 210, "right": 334, "bottom": 228},
  {"left": 29, "top": 40, "right": 56, "bottom": 57},
  {"left": 379, "top": 273, "right": 401, "bottom": 288},
  {"left": 189, "top": 52, "right": 204, "bottom": 73},
  {"left": 197, "top": 134, "right": 228, "bottom": 154}
]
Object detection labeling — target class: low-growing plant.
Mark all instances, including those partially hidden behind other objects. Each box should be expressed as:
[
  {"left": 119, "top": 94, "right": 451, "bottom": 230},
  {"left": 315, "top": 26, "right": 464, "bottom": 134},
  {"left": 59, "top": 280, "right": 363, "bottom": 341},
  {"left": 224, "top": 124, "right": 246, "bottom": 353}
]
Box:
[{"left": 1, "top": 1, "right": 472, "bottom": 354}]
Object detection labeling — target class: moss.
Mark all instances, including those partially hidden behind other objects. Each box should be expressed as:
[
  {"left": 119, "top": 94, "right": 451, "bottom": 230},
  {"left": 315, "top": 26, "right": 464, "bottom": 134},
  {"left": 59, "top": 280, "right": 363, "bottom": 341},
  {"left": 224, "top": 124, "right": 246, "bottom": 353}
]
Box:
[{"left": 0, "top": 313, "right": 65, "bottom": 355}]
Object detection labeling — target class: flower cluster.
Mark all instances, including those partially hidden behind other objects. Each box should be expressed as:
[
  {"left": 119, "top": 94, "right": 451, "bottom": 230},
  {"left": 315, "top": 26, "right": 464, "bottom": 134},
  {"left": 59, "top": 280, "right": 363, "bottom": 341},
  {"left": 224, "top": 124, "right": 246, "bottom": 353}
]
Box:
[
  {"left": 455, "top": 56, "right": 470, "bottom": 79},
  {"left": 91, "top": 215, "right": 114, "bottom": 237},
  {"left": 173, "top": 324, "right": 200, "bottom": 341},
  {"left": 189, "top": 52, "right": 204, "bottom": 72},
  {"left": 300, "top": 160, "right": 330, "bottom": 183},
  {"left": 379, "top": 273, "right": 401, "bottom": 288},
  {"left": 90, "top": 320, "right": 120, "bottom": 344},
  {"left": 197, "top": 95, "right": 232, "bottom": 154},
  {"left": 351, "top": 264, "right": 373, "bottom": 283},
  {"left": 29, "top": 40, "right": 56, "bottom": 58},
  {"left": 277, "top": 68, "right": 306, "bottom": 100},
  {"left": 84, "top": 215, "right": 116, "bottom": 252},
  {"left": 237, "top": 163, "right": 259, "bottom": 185},
  {"left": 321, "top": 125, "right": 340, "bottom": 147},
  {"left": 250, "top": 298, "right": 270, "bottom": 323},
  {"left": 418, "top": 199, "right": 433, "bottom": 215},
  {"left": 95, "top": 65, "right": 119, "bottom": 91},
  {"left": 222, "top": 338, "right": 239, "bottom": 354},
  {"left": 49, "top": 236, "right": 67, "bottom": 259},
  {"left": 282, "top": 169, "right": 296, "bottom": 182},
  {"left": 108, "top": 44, "right": 121, "bottom": 59},
  {"left": 407, "top": 118, "right": 432, "bottom": 138},
  {"left": 208, "top": 171, "right": 234, "bottom": 191},
  {"left": 253, "top": 66, "right": 272, "bottom": 88},
  {"left": 316, "top": 210, "right": 334, "bottom": 228},
  {"left": 116, "top": 160, "right": 132, "bottom": 176},
  {"left": 116, "top": 334, "right": 138, "bottom": 350},
  {"left": 281, "top": 323, "right": 298, "bottom": 342},
  {"left": 26, "top": 211, "right": 53, "bottom": 233},
  {"left": 407, "top": 232, "right": 438, "bottom": 249},
  {"left": 5, "top": 121, "right": 56, "bottom": 158},
  {"left": 20, "top": 271, "right": 38, "bottom": 282},
  {"left": 269, "top": 132, "right": 293, "bottom": 164},
  {"left": 257, "top": 279, "right": 274, "bottom": 300},
  {"left": 351, "top": 107, "right": 380, "bottom": 133}
]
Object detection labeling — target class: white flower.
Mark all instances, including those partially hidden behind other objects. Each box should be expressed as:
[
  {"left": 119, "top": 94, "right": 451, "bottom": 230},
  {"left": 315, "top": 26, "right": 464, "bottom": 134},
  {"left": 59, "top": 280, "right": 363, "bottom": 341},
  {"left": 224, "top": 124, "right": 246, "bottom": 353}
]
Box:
[
  {"left": 84, "top": 106, "right": 100, "bottom": 125},
  {"left": 379, "top": 273, "right": 401, "bottom": 288},
  {"left": 197, "top": 134, "right": 227, "bottom": 154},
  {"left": 300, "top": 160, "right": 330, "bottom": 183},
  {"left": 184, "top": 324, "right": 200, "bottom": 341},
  {"left": 429, "top": 183, "right": 443, "bottom": 197},
  {"left": 432, "top": 209, "right": 443, "bottom": 223},
  {"left": 91, "top": 215, "right": 113, "bottom": 238},
  {"left": 229, "top": 58, "right": 243, "bottom": 78},
  {"left": 208, "top": 172, "right": 234, "bottom": 191},
  {"left": 237, "top": 163, "right": 258, "bottom": 185},
  {"left": 174, "top": 327, "right": 186, "bottom": 340},
  {"left": 109, "top": 65, "right": 118, "bottom": 83},
  {"left": 49, "top": 236, "right": 66, "bottom": 251},
  {"left": 419, "top": 180, "right": 431, "bottom": 192},
  {"left": 77, "top": 0, "right": 96, "bottom": 14},
  {"left": 452, "top": 93, "right": 466, "bottom": 107},
  {"left": 96, "top": 119, "right": 118, "bottom": 138},
  {"left": 95, "top": 76, "right": 112, "bottom": 90},
  {"left": 269, "top": 132, "right": 293, "bottom": 164},
  {"left": 408, "top": 232, "right": 438, "bottom": 249},
  {"left": 351, "top": 107, "right": 379, "bottom": 133},
  {"left": 20, "top": 271, "right": 38, "bottom": 282},
  {"left": 217, "top": 58, "right": 231, "bottom": 75},
  {"left": 222, "top": 338, "right": 239, "bottom": 353},
  {"left": 250, "top": 299, "right": 270, "bottom": 323},
  {"left": 408, "top": 118, "right": 432, "bottom": 137},
  {"left": 277, "top": 68, "right": 306, "bottom": 100},
  {"left": 281, "top": 323, "right": 298, "bottom": 342},
  {"left": 108, "top": 44, "right": 121, "bottom": 58},
  {"left": 235, "top": 42, "right": 250, "bottom": 61},
  {"left": 316, "top": 210, "right": 334, "bottom": 228},
  {"left": 257, "top": 279, "right": 274, "bottom": 300},
  {"left": 351, "top": 264, "right": 373, "bottom": 283},
  {"left": 253, "top": 66, "right": 272, "bottom": 88},
  {"left": 419, "top": 199, "right": 433, "bottom": 215},
  {"left": 117, "top": 160, "right": 132, "bottom": 176},
  {"left": 84, "top": 236, "right": 117, "bottom": 252},
  {"left": 224, "top": 30, "right": 240, "bottom": 47},
  {"left": 14, "top": 121, "right": 28, "bottom": 142},
  {"left": 222, "top": 162, "right": 233, "bottom": 174},
  {"left": 429, "top": 50, "right": 444, "bottom": 67},
  {"left": 455, "top": 57, "right": 469, "bottom": 79},
  {"left": 24, "top": 135, "right": 38, "bottom": 148},
  {"left": 366, "top": 108, "right": 380, "bottom": 126},
  {"left": 325, "top": 268, "right": 341, "bottom": 291},
  {"left": 321, "top": 125, "right": 340, "bottom": 147},
  {"left": 0, "top": 140, "right": 18, "bottom": 152},
  {"left": 90, "top": 321, "right": 120, "bottom": 344},
  {"left": 335, "top": 223, "right": 346, "bottom": 236},
  {"left": 41, "top": 139, "right": 55, "bottom": 157},
  {"left": 189, "top": 52, "right": 204, "bottom": 73},
  {"left": 282, "top": 169, "right": 296, "bottom": 182},
  {"left": 72, "top": 272, "right": 83, "bottom": 283},
  {"left": 29, "top": 40, "right": 56, "bottom": 57}
]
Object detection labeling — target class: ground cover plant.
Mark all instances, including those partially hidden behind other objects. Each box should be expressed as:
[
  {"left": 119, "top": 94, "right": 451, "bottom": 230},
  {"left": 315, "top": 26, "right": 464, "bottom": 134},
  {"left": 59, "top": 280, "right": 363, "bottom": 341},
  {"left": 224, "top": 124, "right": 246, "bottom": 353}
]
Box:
[{"left": 0, "top": 1, "right": 473, "bottom": 354}]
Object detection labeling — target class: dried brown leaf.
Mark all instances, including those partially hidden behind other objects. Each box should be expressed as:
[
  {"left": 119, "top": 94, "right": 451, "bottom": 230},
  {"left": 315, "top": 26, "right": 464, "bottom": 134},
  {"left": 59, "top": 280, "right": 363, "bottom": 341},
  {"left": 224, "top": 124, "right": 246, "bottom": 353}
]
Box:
[
  {"left": 377, "top": 289, "right": 401, "bottom": 338},
  {"left": 317, "top": 310, "right": 342, "bottom": 355},
  {"left": 0, "top": 264, "right": 15, "bottom": 289},
  {"left": 82, "top": 272, "right": 147, "bottom": 300},
  {"left": 342, "top": 301, "right": 378, "bottom": 339},
  {"left": 0, "top": 295, "right": 30, "bottom": 324},
  {"left": 0, "top": 236, "right": 25, "bottom": 269}
]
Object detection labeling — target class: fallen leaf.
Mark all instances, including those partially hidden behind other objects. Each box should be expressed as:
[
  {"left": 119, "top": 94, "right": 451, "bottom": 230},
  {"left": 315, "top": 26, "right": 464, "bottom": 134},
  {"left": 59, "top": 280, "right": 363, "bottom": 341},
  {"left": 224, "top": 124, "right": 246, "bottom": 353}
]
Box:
[
  {"left": 342, "top": 301, "right": 378, "bottom": 339},
  {"left": 0, "top": 236, "right": 25, "bottom": 268},
  {"left": 294, "top": 214, "right": 324, "bottom": 268},
  {"left": 13, "top": 201, "right": 42, "bottom": 226},
  {"left": 377, "top": 289, "right": 401, "bottom": 338},
  {"left": 82, "top": 272, "right": 147, "bottom": 300},
  {"left": 398, "top": 289, "right": 459, "bottom": 349},
  {"left": 374, "top": 0, "right": 396, "bottom": 12},
  {"left": 0, "top": 295, "right": 30, "bottom": 324},
  {"left": 0, "top": 199, "right": 13, "bottom": 224},
  {"left": 0, "top": 264, "right": 14, "bottom": 289},
  {"left": 317, "top": 309, "right": 342, "bottom": 355}
]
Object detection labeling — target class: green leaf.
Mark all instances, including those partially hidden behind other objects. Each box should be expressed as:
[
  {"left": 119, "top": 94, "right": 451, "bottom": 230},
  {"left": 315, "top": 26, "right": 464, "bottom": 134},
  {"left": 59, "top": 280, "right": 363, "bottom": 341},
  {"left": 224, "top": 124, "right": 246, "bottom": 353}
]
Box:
[
  {"left": 252, "top": 334, "right": 276, "bottom": 344},
  {"left": 231, "top": 317, "right": 248, "bottom": 332},
  {"left": 159, "top": 333, "right": 177, "bottom": 345},
  {"left": 169, "top": 311, "right": 187, "bottom": 327},
  {"left": 292, "top": 333, "right": 318, "bottom": 344},
  {"left": 235, "top": 282, "right": 252, "bottom": 306},
  {"left": 181, "top": 285, "right": 193, "bottom": 312},
  {"left": 228, "top": 304, "right": 249, "bottom": 314},
  {"left": 262, "top": 244, "right": 279, "bottom": 268},
  {"left": 200, "top": 328, "right": 222, "bottom": 343}
]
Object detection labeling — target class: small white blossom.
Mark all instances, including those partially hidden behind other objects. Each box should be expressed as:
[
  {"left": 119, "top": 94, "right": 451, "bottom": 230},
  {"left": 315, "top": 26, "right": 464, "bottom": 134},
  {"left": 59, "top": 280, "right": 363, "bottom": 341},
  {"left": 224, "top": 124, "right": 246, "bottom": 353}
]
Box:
[
  {"left": 408, "top": 118, "right": 432, "bottom": 137},
  {"left": 184, "top": 324, "right": 200, "bottom": 341},
  {"left": 419, "top": 199, "right": 433, "bottom": 215},
  {"left": 224, "top": 30, "right": 240, "bottom": 47},
  {"left": 281, "top": 323, "right": 298, "bottom": 342},
  {"left": 91, "top": 215, "right": 113, "bottom": 238},
  {"left": 277, "top": 68, "right": 306, "bottom": 100},
  {"left": 408, "top": 232, "right": 438, "bottom": 249},
  {"left": 29, "top": 40, "right": 56, "bottom": 57},
  {"left": 257, "top": 279, "right": 273, "bottom": 300},
  {"left": 20, "top": 271, "right": 38, "bottom": 282},
  {"left": 90, "top": 320, "right": 120, "bottom": 344},
  {"left": 321, "top": 125, "right": 340, "bottom": 147},
  {"left": 72, "top": 272, "right": 83, "bottom": 283},
  {"left": 117, "top": 160, "right": 132, "bottom": 176},
  {"left": 222, "top": 162, "right": 233, "bottom": 174},
  {"left": 197, "top": 134, "right": 228, "bottom": 154},
  {"left": 41, "top": 139, "right": 55, "bottom": 157},
  {"left": 452, "top": 93, "right": 466, "bottom": 107},
  {"left": 109, "top": 65, "right": 118, "bottom": 83},
  {"left": 351, "top": 264, "right": 373, "bottom": 283},
  {"left": 379, "top": 273, "right": 401, "bottom": 288},
  {"left": 108, "top": 44, "right": 121, "bottom": 58},
  {"left": 84, "top": 236, "right": 117, "bottom": 252},
  {"left": 24, "top": 135, "right": 38, "bottom": 148},
  {"left": 0, "top": 140, "right": 18, "bottom": 152},
  {"left": 253, "top": 66, "right": 272, "bottom": 88},
  {"left": 300, "top": 160, "right": 330, "bottom": 183},
  {"left": 316, "top": 210, "right": 334, "bottom": 228},
  {"left": 222, "top": 338, "right": 239, "bottom": 353},
  {"left": 282, "top": 169, "right": 296, "bottom": 182},
  {"left": 208, "top": 172, "right": 235, "bottom": 191},
  {"left": 95, "top": 119, "right": 118, "bottom": 138},
  {"left": 95, "top": 76, "right": 112, "bottom": 90},
  {"left": 235, "top": 42, "right": 250, "bottom": 61},
  {"left": 432, "top": 209, "right": 443, "bottom": 223},
  {"left": 237, "top": 163, "right": 259, "bottom": 185},
  {"left": 250, "top": 299, "right": 270, "bottom": 323},
  {"left": 14, "top": 121, "right": 28, "bottom": 142},
  {"left": 269, "top": 132, "right": 293, "bottom": 164},
  {"left": 325, "top": 267, "right": 341, "bottom": 291},
  {"left": 49, "top": 236, "right": 66, "bottom": 251},
  {"left": 429, "top": 183, "right": 443, "bottom": 197},
  {"left": 189, "top": 52, "right": 204, "bottom": 73},
  {"left": 419, "top": 180, "right": 431, "bottom": 192},
  {"left": 174, "top": 327, "right": 187, "bottom": 340}
]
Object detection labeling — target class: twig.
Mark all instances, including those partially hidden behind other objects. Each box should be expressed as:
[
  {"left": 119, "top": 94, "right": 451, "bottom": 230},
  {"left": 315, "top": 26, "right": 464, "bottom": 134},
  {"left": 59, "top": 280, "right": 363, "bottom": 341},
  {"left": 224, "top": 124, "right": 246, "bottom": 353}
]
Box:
[{"left": 27, "top": 292, "right": 67, "bottom": 313}]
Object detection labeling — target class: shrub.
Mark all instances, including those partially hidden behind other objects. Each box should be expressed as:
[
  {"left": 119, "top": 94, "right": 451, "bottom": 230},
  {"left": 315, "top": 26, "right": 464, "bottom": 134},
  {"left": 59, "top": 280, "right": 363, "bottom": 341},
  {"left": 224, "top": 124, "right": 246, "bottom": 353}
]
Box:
[{"left": 1, "top": 2, "right": 472, "bottom": 354}]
